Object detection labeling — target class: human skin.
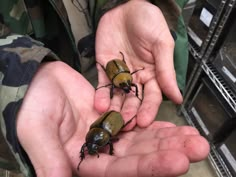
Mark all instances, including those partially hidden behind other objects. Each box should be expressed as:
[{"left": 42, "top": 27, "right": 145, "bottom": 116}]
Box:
[
  {"left": 95, "top": 1, "right": 183, "bottom": 128},
  {"left": 15, "top": 1, "right": 209, "bottom": 177},
  {"left": 17, "top": 62, "right": 209, "bottom": 177}
]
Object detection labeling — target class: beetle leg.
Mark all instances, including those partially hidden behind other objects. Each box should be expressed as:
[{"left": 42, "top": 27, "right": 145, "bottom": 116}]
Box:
[
  {"left": 110, "top": 136, "right": 119, "bottom": 142},
  {"left": 122, "top": 114, "right": 137, "bottom": 128},
  {"left": 96, "top": 61, "right": 106, "bottom": 71},
  {"left": 131, "top": 83, "right": 143, "bottom": 101},
  {"left": 96, "top": 151, "right": 100, "bottom": 158},
  {"left": 77, "top": 143, "right": 87, "bottom": 170},
  {"left": 130, "top": 67, "right": 144, "bottom": 75},
  {"left": 108, "top": 141, "right": 114, "bottom": 155},
  {"left": 96, "top": 83, "right": 112, "bottom": 90},
  {"left": 110, "top": 84, "right": 115, "bottom": 99}
]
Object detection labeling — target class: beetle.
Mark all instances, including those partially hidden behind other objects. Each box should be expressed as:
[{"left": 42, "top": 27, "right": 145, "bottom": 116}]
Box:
[
  {"left": 96, "top": 52, "right": 144, "bottom": 101},
  {"left": 77, "top": 110, "right": 136, "bottom": 169}
]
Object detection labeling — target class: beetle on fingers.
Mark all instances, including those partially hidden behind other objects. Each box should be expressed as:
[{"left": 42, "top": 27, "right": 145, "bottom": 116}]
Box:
[
  {"left": 96, "top": 52, "right": 144, "bottom": 101},
  {"left": 77, "top": 110, "right": 136, "bottom": 169}
]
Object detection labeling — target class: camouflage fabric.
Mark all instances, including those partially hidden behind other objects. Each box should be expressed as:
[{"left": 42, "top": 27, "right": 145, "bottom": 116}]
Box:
[
  {"left": 0, "top": 35, "right": 59, "bottom": 176},
  {"left": 0, "top": 1, "right": 95, "bottom": 176},
  {"left": 0, "top": 0, "right": 189, "bottom": 176}
]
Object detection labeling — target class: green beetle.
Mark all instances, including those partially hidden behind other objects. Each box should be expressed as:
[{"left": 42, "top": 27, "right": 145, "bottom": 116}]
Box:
[
  {"left": 97, "top": 52, "right": 144, "bottom": 101},
  {"left": 77, "top": 110, "right": 135, "bottom": 169}
]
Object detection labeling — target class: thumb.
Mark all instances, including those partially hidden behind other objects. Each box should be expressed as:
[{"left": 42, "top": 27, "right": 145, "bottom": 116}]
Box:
[
  {"left": 152, "top": 32, "right": 183, "bottom": 104},
  {"left": 17, "top": 113, "right": 71, "bottom": 177},
  {"left": 94, "top": 62, "right": 111, "bottom": 113}
]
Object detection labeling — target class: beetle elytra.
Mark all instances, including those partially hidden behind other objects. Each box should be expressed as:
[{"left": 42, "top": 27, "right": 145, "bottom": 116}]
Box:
[
  {"left": 77, "top": 110, "right": 136, "bottom": 169},
  {"left": 96, "top": 52, "right": 144, "bottom": 101}
]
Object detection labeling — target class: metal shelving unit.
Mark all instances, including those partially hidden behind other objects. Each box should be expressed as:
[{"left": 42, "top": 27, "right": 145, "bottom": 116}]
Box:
[
  {"left": 190, "top": 0, "right": 227, "bottom": 59},
  {"left": 181, "top": 107, "right": 233, "bottom": 177},
  {"left": 203, "top": 0, "right": 236, "bottom": 62},
  {"left": 179, "top": 0, "right": 236, "bottom": 114},
  {"left": 202, "top": 62, "right": 236, "bottom": 112},
  {"left": 180, "top": 0, "right": 230, "bottom": 114},
  {"left": 179, "top": 0, "right": 236, "bottom": 176}
]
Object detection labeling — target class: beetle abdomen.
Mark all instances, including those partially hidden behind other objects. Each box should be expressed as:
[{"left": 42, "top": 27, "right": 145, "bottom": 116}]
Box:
[
  {"left": 89, "top": 111, "right": 125, "bottom": 136},
  {"left": 102, "top": 112, "right": 124, "bottom": 136}
]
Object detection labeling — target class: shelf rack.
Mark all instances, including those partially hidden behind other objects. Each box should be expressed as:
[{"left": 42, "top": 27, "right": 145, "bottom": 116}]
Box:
[
  {"left": 202, "top": 62, "right": 236, "bottom": 112},
  {"left": 181, "top": 106, "right": 233, "bottom": 177},
  {"left": 179, "top": 0, "right": 236, "bottom": 176}
]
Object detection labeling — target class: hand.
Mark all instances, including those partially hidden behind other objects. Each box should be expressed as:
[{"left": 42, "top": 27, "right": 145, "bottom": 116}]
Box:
[
  {"left": 17, "top": 62, "right": 209, "bottom": 177},
  {"left": 16, "top": 61, "right": 99, "bottom": 177},
  {"left": 78, "top": 123, "right": 209, "bottom": 177},
  {"left": 95, "top": 0, "right": 183, "bottom": 128}
]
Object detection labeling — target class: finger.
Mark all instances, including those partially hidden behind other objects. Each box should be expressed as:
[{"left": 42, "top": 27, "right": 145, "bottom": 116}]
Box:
[
  {"left": 108, "top": 151, "right": 189, "bottom": 177},
  {"left": 133, "top": 125, "right": 199, "bottom": 142},
  {"left": 121, "top": 83, "right": 143, "bottom": 130},
  {"left": 109, "top": 89, "right": 125, "bottom": 112},
  {"left": 159, "top": 135, "right": 210, "bottom": 162},
  {"left": 17, "top": 115, "right": 71, "bottom": 177},
  {"left": 136, "top": 79, "right": 162, "bottom": 127},
  {"left": 153, "top": 126, "right": 200, "bottom": 138},
  {"left": 118, "top": 121, "right": 176, "bottom": 141},
  {"left": 142, "top": 120, "right": 176, "bottom": 130},
  {"left": 94, "top": 63, "right": 111, "bottom": 113},
  {"left": 78, "top": 151, "right": 189, "bottom": 177},
  {"left": 77, "top": 154, "right": 111, "bottom": 177},
  {"left": 152, "top": 31, "right": 183, "bottom": 104},
  {"left": 119, "top": 135, "right": 209, "bottom": 162}
]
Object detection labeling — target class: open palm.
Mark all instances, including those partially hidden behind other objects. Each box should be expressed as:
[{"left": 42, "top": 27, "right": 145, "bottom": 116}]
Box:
[
  {"left": 95, "top": 1, "right": 183, "bottom": 128},
  {"left": 16, "top": 62, "right": 209, "bottom": 177}
]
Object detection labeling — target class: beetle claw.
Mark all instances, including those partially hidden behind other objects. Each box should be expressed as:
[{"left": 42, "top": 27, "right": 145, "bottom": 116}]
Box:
[
  {"left": 96, "top": 152, "right": 100, "bottom": 158},
  {"left": 130, "top": 67, "right": 144, "bottom": 75},
  {"left": 96, "top": 83, "right": 112, "bottom": 90},
  {"left": 78, "top": 111, "right": 134, "bottom": 171},
  {"left": 77, "top": 159, "right": 83, "bottom": 170},
  {"left": 137, "top": 96, "right": 143, "bottom": 102}
]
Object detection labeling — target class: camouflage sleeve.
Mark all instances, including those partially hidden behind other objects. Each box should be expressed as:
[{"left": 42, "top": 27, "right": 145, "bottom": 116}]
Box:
[
  {"left": 88, "top": 0, "right": 128, "bottom": 30},
  {"left": 0, "top": 35, "right": 59, "bottom": 177}
]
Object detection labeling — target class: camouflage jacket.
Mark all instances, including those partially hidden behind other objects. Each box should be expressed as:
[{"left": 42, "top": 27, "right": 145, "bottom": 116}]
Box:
[{"left": 0, "top": 0, "right": 189, "bottom": 176}]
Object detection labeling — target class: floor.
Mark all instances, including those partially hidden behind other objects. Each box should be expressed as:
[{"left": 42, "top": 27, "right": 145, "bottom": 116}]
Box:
[{"left": 0, "top": 101, "right": 218, "bottom": 177}]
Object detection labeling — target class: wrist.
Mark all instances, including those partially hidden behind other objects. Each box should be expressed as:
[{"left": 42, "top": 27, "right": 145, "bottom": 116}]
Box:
[{"left": 92, "top": 0, "right": 128, "bottom": 30}]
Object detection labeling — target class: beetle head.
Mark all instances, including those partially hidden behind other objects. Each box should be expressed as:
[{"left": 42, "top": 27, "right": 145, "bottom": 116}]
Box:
[
  {"left": 119, "top": 81, "right": 131, "bottom": 93},
  {"left": 87, "top": 143, "right": 99, "bottom": 155}
]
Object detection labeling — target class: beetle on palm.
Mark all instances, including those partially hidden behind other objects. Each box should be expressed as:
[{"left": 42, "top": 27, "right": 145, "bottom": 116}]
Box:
[
  {"left": 96, "top": 52, "right": 144, "bottom": 101},
  {"left": 77, "top": 110, "right": 136, "bottom": 169}
]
